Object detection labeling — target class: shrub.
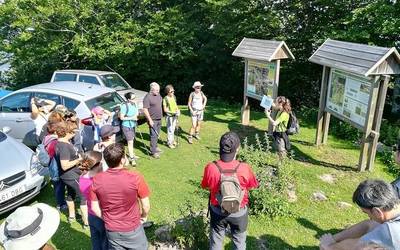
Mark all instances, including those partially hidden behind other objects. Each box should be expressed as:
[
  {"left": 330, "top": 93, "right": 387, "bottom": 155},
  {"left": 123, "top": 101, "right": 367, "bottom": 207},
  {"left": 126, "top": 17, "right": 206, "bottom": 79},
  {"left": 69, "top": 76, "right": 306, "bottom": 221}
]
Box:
[
  {"left": 380, "top": 150, "right": 400, "bottom": 177},
  {"left": 170, "top": 201, "right": 209, "bottom": 249},
  {"left": 239, "top": 133, "right": 295, "bottom": 218}
]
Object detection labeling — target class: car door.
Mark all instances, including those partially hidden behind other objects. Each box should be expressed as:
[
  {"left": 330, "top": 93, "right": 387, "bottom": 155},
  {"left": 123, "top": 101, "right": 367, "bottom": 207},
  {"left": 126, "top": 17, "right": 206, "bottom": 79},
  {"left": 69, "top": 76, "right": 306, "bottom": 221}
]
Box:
[{"left": 0, "top": 92, "right": 34, "bottom": 143}]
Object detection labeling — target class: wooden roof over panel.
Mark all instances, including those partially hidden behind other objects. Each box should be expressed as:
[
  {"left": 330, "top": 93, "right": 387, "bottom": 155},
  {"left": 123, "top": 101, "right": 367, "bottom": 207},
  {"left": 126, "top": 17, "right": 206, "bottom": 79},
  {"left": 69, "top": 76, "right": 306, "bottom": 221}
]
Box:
[
  {"left": 232, "top": 38, "right": 295, "bottom": 62},
  {"left": 309, "top": 39, "right": 400, "bottom": 76}
]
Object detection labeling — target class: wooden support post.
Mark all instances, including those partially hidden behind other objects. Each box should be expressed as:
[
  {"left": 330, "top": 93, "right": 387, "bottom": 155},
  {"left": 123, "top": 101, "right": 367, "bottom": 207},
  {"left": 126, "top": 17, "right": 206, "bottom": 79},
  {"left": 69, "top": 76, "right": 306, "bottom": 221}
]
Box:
[
  {"left": 358, "top": 76, "right": 380, "bottom": 171},
  {"left": 241, "top": 59, "right": 250, "bottom": 126},
  {"left": 315, "top": 66, "right": 330, "bottom": 146},
  {"left": 322, "top": 112, "right": 331, "bottom": 145},
  {"left": 366, "top": 76, "right": 390, "bottom": 171},
  {"left": 268, "top": 60, "right": 280, "bottom": 133}
]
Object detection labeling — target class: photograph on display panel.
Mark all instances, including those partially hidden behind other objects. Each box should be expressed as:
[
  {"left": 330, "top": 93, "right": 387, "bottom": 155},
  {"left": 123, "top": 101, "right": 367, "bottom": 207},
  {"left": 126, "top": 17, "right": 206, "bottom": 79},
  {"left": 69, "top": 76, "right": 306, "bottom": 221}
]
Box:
[
  {"left": 326, "top": 69, "right": 372, "bottom": 128},
  {"left": 246, "top": 60, "right": 276, "bottom": 100}
]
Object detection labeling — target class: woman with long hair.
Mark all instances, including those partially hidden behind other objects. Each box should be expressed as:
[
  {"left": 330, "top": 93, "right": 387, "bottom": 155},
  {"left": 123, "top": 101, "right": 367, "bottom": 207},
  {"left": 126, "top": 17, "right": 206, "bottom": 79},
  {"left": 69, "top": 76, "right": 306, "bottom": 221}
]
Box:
[
  {"left": 265, "top": 96, "right": 292, "bottom": 159},
  {"left": 54, "top": 121, "right": 86, "bottom": 225},
  {"left": 79, "top": 151, "right": 108, "bottom": 250}
]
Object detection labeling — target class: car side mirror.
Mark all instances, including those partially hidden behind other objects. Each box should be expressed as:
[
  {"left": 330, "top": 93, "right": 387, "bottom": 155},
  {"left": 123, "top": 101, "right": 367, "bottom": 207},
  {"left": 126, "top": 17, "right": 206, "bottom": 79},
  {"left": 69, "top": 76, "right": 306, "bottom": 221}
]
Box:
[{"left": 2, "top": 127, "right": 11, "bottom": 134}]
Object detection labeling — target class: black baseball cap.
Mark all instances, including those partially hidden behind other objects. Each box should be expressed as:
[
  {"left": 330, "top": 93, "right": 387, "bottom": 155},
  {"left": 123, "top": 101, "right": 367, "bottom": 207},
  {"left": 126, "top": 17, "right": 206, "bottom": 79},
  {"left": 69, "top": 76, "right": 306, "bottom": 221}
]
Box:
[
  {"left": 100, "top": 125, "right": 119, "bottom": 139},
  {"left": 219, "top": 132, "right": 240, "bottom": 162}
]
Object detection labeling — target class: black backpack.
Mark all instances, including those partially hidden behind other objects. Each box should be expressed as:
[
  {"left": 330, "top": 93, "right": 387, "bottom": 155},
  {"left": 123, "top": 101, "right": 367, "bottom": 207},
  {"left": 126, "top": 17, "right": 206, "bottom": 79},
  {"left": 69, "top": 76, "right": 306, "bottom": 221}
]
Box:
[{"left": 286, "top": 111, "right": 300, "bottom": 135}]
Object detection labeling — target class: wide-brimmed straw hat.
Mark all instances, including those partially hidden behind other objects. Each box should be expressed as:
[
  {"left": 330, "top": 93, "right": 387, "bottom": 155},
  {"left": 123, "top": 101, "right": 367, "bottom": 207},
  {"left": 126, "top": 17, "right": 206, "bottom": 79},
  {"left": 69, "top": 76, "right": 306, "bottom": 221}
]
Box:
[
  {"left": 0, "top": 203, "right": 60, "bottom": 250},
  {"left": 192, "top": 81, "right": 204, "bottom": 89}
]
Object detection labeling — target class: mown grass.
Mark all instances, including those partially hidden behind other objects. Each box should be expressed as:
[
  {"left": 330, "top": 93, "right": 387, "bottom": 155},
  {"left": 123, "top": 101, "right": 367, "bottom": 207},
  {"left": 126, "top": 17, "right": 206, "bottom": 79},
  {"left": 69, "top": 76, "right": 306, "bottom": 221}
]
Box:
[{"left": 0, "top": 100, "right": 394, "bottom": 250}]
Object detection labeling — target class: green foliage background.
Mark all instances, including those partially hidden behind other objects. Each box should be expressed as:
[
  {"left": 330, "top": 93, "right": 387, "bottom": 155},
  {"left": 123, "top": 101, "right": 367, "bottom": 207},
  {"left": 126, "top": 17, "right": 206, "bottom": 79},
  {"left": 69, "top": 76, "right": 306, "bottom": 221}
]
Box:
[{"left": 0, "top": 0, "right": 399, "bottom": 108}]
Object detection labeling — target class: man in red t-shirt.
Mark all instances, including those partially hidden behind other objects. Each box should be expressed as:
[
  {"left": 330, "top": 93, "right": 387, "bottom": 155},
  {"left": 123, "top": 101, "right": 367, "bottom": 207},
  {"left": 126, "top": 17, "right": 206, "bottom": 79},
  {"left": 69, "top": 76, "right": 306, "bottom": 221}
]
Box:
[
  {"left": 90, "top": 143, "right": 150, "bottom": 250},
  {"left": 201, "top": 132, "right": 258, "bottom": 250}
]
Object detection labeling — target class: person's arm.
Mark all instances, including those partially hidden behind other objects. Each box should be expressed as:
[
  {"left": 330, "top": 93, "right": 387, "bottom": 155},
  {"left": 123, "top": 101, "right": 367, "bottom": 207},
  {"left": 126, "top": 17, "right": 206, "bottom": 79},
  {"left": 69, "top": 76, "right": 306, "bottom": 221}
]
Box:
[
  {"left": 202, "top": 93, "right": 207, "bottom": 110},
  {"left": 91, "top": 200, "right": 102, "bottom": 218},
  {"left": 139, "top": 197, "right": 150, "bottom": 221},
  {"left": 265, "top": 109, "right": 278, "bottom": 126},
  {"left": 143, "top": 108, "right": 153, "bottom": 127},
  {"left": 187, "top": 93, "right": 193, "bottom": 113},
  {"left": 321, "top": 238, "right": 363, "bottom": 250},
  {"left": 44, "top": 100, "right": 56, "bottom": 111},
  {"left": 30, "top": 98, "right": 39, "bottom": 120},
  {"left": 60, "top": 157, "right": 82, "bottom": 171}
]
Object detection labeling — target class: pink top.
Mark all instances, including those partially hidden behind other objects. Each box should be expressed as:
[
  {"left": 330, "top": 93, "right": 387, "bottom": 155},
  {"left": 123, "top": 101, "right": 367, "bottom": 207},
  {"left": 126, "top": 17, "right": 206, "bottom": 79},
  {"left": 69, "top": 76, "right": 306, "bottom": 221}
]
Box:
[{"left": 79, "top": 176, "right": 95, "bottom": 215}]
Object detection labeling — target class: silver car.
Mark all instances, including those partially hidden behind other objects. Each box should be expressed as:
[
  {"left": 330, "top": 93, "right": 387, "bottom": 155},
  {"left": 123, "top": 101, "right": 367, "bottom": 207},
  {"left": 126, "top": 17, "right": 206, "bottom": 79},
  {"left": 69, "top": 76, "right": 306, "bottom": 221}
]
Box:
[
  {"left": 0, "top": 81, "right": 125, "bottom": 148},
  {"left": 0, "top": 127, "right": 48, "bottom": 214},
  {"left": 50, "top": 69, "right": 147, "bottom": 109}
]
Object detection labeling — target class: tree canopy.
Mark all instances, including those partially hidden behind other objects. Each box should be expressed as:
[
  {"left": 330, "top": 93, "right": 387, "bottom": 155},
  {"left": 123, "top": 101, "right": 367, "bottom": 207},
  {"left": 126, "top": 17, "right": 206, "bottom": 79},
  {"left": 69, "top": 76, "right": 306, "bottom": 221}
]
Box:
[{"left": 0, "top": 0, "right": 399, "bottom": 107}]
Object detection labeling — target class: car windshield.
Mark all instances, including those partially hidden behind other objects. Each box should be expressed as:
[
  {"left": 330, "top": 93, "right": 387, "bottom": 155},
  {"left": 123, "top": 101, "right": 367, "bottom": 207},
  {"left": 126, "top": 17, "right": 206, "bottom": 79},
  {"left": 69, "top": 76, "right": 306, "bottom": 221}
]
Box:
[
  {"left": 100, "top": 74, "right": 130, "bottom": 91},
  {"left": 85, "top": 92, "right": 124, "bottom": 112}
]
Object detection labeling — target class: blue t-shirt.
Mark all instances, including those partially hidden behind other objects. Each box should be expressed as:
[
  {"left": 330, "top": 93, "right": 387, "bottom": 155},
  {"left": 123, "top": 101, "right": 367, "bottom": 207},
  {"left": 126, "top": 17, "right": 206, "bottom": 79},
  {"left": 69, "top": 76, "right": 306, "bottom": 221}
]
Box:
[{"left": 120, "top": 103, "right": 138, "bottom": 128}]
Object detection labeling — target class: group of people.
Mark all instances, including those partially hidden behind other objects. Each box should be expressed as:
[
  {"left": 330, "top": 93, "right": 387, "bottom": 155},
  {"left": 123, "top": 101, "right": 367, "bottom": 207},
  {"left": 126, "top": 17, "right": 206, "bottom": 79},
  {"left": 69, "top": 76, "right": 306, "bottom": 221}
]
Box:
[{"left": 0, "top": 80, "right": 398, "bottom": 250}]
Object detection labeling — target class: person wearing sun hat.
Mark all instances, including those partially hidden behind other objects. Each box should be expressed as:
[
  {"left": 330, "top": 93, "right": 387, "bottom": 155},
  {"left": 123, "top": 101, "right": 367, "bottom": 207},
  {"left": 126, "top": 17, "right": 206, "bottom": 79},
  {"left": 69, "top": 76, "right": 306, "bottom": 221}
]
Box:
[
  {"left": 0, "top": 203, "right": 60, "bottom": 250},
  {"left": 188, "top": 81, "right": 207, "bottom": 144},
  {"left": 201, "top": 131, "right": 258, "bottom": 250}
]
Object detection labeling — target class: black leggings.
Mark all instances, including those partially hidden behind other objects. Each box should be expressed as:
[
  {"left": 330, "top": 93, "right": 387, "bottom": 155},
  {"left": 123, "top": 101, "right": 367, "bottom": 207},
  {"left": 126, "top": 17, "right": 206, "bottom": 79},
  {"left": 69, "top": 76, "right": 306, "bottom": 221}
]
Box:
[{"left": 61, "top": 178, "right": 86, "bottom": 205}]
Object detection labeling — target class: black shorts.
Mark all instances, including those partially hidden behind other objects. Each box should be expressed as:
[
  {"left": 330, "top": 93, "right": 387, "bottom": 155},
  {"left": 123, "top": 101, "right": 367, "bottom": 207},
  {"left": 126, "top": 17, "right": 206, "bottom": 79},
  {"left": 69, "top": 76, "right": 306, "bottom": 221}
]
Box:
[{"left": 122, "top": 126, "right": 136, "bottom": 141}]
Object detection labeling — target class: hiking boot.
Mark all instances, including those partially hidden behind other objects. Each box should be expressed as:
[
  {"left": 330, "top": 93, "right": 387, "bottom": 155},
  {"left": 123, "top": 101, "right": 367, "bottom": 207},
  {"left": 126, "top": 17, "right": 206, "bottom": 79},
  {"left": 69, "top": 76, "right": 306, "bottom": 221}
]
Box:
[
  {"left": 68, "top": 216, "right": 76, "bottom": 224},
  {"left": 188, "top": 136, "right": 193, "bottom": 144},
  {"left": 151, "top": 153, "right": 160, "bottom": 159}
]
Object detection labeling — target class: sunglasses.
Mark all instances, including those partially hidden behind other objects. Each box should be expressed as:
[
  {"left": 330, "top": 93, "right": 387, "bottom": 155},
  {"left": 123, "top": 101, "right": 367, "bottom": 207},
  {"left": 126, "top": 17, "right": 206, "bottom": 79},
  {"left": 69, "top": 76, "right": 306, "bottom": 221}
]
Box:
[{"left": 195, "top": 87, "right": 201, "bottom": 89}]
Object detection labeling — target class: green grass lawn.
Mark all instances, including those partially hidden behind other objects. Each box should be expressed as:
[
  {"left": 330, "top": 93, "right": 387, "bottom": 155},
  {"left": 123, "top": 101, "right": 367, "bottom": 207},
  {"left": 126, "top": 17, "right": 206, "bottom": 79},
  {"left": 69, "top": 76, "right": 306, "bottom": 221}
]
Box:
[{"left": 0, "top": 100, "right": 395, "bottom": 250}]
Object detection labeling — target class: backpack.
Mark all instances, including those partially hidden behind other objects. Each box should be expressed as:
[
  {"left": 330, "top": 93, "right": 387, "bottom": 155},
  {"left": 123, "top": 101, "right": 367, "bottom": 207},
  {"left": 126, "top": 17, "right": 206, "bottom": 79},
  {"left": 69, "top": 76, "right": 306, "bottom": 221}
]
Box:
[
  {"left": 36, "top": 137, "right": 57, "bottom": 167},
  {"left": 48, "top": 157, "right": 60, "bottom": 182},
  {"left": 214, "top": 161, "right": 244, "bottom": 214},
  {"left": 286, "top": 111, "right": 300, "bottom": 135}
]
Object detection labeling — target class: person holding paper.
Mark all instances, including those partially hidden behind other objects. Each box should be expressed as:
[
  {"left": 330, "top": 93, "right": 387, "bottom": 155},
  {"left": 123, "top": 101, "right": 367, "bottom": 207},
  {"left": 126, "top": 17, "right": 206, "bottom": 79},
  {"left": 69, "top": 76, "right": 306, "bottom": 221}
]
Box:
[{"left": 265, "top": 96, "right": 292, "bottom": 159}]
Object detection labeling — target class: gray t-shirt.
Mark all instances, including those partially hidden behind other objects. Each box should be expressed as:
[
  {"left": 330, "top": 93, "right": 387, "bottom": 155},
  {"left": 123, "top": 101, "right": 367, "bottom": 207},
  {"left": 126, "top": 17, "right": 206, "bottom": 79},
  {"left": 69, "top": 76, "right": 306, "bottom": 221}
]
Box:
[
  {"left": 143, "top": 93, "right": 162, "bottom": 120},
  {"left": 361, "top": 215, "right": 400, "bottom": 250}
]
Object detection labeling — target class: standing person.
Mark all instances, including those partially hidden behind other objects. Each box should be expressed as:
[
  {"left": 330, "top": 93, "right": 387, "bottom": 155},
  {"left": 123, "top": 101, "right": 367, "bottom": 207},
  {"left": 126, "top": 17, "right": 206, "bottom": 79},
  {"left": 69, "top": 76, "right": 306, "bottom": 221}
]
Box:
[
  {"left": 188, "top": 81, "right": 207, "bottom": 144},
  {"left": 163, "top": 85, "right": 180, "bottom": 149},
  {"left": 43, "top": 115, "right": 67, "bottom": 212},
  {"left": 201, "top": 132, "right": 259, "bottom": 250},
  {"left": 90, "top": 143, "right": 151, "bottom": 250},
  {"left": 54, "top": 121, "right": 87, "bottom": 227},
  {"left": 91, "top": 106, "right": 112, "bottom": 144},
  {"left": 30, "top": 97, "right": 56, "bottom": 144},
  {"left": 93, "top": 125, "right": 119, "bottom": 171},
  {"left": 79, "top": 151, "right": 108, "bottom": 250},
  {"left": 119, "top": 92, "right": 139, "bottom": 165},
  {"left": 143, "top": 82, "right": 163, "bottom": 159},
  {"left": 265, "top": 96, "right": 292, "bottom": 159},
  {"left": 319, "top": 179, "right": 400, "bottom": 250}
]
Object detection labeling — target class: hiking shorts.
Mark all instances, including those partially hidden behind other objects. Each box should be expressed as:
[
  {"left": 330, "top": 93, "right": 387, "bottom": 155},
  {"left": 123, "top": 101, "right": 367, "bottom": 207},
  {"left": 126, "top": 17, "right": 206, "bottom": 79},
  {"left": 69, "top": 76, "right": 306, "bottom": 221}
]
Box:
[
  {"left": 191, "top": 110, "right": 204, "bottom": 124},
  {"left": 122, "top": 126, "right": 136, "bottom": 141}
]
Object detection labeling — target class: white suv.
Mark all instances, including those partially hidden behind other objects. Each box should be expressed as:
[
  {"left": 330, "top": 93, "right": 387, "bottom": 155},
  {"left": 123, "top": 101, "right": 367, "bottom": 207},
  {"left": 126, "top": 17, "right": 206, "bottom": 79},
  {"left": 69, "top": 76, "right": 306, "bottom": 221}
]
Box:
[{"left": 51, "top": 70, "right": 147, "bottom": 109}]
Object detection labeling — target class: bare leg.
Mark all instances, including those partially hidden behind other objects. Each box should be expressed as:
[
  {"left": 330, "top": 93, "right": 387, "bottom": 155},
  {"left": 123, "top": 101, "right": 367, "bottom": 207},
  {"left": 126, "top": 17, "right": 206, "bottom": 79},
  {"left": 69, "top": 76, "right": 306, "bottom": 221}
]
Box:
[
  {"left": 127, "top": 139, "right": 134, "bottom": 158},
  {"left": 80, "top": 204, "right": 88, "bottom": 226},
  {"left": 67, "top": 200, "right": 75, "bottom": 219}
]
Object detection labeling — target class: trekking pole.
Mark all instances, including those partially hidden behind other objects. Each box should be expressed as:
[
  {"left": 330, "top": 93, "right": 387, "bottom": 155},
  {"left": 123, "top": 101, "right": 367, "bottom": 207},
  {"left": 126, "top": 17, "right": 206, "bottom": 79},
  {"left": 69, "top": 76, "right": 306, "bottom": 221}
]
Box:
[{"left": 137, "top": 124, "right": 151, "bottom": 157}]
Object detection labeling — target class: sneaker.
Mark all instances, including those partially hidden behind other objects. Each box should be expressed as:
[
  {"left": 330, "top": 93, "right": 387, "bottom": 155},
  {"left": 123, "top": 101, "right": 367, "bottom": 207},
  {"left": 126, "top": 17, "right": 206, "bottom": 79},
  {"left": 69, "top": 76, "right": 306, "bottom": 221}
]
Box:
[
  {"left": 68, "top": 216, "right": 76, "bottom": 224},
  {"left": 155, "top": 147, "right": 163, "bottom": 153},
  {"left": 151, "top": 153, "right": 160, "bottom": 159},
  {"left": 56, "top": 204, "right": 68, "bottom": 212},
  {"left": 130, "top": 159, "right": 137, "bottom": 166},
  {"left": 83, "top": 224, "right": 90, "bottom": 230},
  {"left": 188, "top": 136, "right": 193, "bottom": 144},
  {"left": 168, "top": 144, "right": 176, "bottom": 149},
  {"left": 194, "top": 133, "right": 201, "bottom": 140}
]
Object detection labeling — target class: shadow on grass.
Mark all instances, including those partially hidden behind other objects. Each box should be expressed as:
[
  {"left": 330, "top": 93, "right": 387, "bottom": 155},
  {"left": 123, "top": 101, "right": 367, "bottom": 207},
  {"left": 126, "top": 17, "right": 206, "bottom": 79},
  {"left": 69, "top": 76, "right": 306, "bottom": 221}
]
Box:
[
  {"left": 291, "top": 144, "right": 357, "bottom": 172},
  {"left": 296, "top": 218, "right": 341, "bottom": 239}
]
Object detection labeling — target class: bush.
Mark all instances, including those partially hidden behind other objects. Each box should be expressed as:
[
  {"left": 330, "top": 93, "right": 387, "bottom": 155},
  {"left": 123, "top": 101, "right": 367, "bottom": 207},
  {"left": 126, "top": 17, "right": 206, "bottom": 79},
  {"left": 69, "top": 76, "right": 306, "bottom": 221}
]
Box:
[
  {"left": 170, "top": 201, "right": 209, "bottom": 249},
  {"left": 380, "top": 150, "right": 400, "bottom": 177},
  {"left": 380, "top": 120, "right": 400, "bottom": 147},
  {"left": 238, "top": 133, "right": 295, "bottom": 218}
]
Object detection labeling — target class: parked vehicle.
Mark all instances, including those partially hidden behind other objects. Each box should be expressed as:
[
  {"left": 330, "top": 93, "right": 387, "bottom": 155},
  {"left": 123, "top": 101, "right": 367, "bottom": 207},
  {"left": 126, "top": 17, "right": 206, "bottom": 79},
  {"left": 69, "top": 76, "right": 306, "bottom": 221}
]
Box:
[
  {"left": 0, "top": 81, "right": 124, "bottom": 148},
  {"left": 50, "top": 70, "right": 147, "bottom": 110},
  {"left": 0, "top": 127, "right": 48, "bottom": 214}
]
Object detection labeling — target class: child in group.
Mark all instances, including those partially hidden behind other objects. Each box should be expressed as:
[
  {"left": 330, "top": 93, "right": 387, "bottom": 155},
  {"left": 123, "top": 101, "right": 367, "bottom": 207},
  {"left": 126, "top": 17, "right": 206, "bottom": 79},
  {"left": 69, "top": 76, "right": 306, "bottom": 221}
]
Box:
[
  {"left": 265, "top": 96, "right": 292, "bottom": 159},
  {"left": 163, "top": 85, "right": 180, "bottom": 148},
  {"left": 93, "top": 125, "right": 118, "bottom": 170},
  {"left": 91, "top": 106, "right": 111, "bottom": 144},
  {"left": 79, "top": 151, "right": 108, "bottom": 250},
  {"left": 119, "top": 92, "right": 139, "bottom": 165},
  {"left": 187, "top": 81, "right": 207, "bottom": 144}
]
